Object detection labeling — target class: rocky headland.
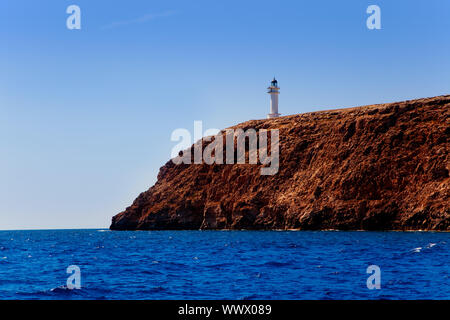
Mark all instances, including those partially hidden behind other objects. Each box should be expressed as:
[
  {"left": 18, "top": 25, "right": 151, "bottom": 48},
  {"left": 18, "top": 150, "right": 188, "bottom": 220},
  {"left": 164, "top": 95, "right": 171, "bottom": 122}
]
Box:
[{"left": 111, "top": 96, "right": 449, "bottom": 231}]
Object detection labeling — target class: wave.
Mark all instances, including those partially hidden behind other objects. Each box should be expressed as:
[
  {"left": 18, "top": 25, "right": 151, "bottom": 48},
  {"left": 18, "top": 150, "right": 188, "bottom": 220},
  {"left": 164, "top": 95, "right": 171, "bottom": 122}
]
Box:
[
  {"left": 50, "top": 285, "right": 77, "bottom": 293},
  {"left": 205, "top": 262, "right": 234, "bottom": 269},
  {"left": 260, "top": 260, "right": 294, "bottom": 267},
  {"left": 411, "top": 242, "right": 438, "bottom": 253}
]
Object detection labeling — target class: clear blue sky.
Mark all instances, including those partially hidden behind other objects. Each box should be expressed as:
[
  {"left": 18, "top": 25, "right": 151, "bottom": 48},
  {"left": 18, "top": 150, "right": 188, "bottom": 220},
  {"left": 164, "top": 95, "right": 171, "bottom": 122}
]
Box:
[{"left": 1, "top": 0, "right": 449, "bottom": 229}]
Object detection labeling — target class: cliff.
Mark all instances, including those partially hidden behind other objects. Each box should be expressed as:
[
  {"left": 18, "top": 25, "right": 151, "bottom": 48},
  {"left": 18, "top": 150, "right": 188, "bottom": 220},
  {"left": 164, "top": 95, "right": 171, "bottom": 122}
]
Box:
[{"left": 110, "top": 95, "right": 450, "bottom": 231}]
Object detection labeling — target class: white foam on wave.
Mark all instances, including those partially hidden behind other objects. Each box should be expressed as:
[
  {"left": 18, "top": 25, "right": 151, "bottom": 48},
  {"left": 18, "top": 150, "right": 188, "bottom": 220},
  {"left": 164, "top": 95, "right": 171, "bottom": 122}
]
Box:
[
  {"left": 412, "top": 243, "right": 437, "bottom": 253},
  {"left": 50, "top": 285, "right": 70, "bottom": 292}
]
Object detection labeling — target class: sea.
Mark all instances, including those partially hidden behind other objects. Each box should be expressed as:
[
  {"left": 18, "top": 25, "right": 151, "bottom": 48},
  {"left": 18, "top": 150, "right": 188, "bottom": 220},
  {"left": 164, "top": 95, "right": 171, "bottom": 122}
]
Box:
[{"left": 0, "top": 229, "right": 448, "bottom": 300}]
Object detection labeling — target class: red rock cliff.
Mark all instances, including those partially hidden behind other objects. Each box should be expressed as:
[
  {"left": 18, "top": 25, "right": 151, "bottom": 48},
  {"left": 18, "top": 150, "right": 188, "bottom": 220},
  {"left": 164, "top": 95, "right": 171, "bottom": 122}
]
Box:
[{"left": 110, "top": 96, "right": 450, "bottom": 231}]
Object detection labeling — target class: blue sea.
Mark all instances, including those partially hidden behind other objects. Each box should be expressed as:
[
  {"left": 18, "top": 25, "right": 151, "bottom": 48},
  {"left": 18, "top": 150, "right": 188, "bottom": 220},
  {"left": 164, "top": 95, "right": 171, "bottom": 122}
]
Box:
[{"left": 0, "top": 230, "right": 448, "bottom": 300}]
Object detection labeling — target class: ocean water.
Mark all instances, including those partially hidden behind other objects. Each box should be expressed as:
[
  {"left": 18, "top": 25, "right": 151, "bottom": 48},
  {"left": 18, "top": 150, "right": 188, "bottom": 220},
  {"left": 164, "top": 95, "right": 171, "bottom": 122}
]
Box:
[{"left": 0, "top": 229, "right": 448, "bottom": 300}]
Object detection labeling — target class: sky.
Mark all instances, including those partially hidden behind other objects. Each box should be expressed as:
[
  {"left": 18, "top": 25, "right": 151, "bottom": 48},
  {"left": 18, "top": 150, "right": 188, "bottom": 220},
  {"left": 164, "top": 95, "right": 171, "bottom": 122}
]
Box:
[{"left": 1, "top": 0, "right": 449, "bottom": 230}]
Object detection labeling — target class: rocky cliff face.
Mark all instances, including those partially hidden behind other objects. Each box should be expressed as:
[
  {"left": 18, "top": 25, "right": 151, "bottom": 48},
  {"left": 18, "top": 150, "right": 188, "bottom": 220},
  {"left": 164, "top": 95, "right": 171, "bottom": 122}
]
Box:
[{"left": 111, "top": 96, "right": 450, "bottom": 231}]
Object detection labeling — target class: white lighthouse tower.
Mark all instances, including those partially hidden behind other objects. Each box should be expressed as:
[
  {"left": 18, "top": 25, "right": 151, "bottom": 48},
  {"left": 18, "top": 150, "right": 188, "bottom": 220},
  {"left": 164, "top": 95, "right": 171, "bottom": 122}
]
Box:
[{"left": 267, "top": 77, "right": 280, "bottom": 118}]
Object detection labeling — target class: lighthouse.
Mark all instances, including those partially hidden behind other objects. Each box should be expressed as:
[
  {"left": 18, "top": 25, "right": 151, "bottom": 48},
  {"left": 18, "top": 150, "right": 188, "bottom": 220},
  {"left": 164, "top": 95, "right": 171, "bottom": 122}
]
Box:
[{"left": 267, "top": 77, "right": 280, "bottom": 118}]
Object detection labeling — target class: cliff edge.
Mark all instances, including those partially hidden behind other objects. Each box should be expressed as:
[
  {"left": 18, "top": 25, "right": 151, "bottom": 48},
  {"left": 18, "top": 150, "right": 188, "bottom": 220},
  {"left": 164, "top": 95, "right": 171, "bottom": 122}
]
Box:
[{"left": 111, "top": 95, "right": 450, "bottom": 231}]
